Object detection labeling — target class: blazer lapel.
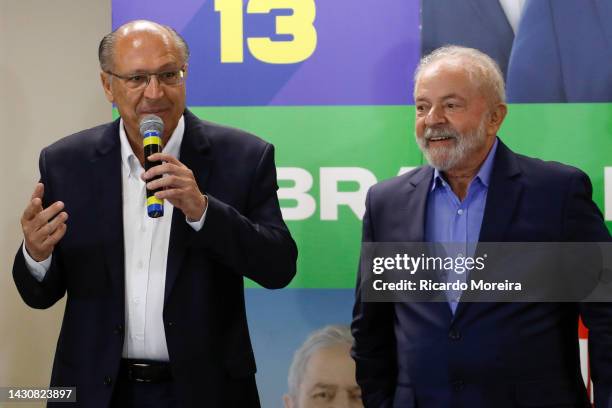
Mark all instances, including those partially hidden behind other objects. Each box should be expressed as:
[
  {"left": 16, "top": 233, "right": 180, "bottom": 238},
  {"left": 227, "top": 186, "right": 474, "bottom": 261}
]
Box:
[
  {"left": 467, "top": 0, "right": 515, "bottom": 51},
  {"left": 399, "top": 167, "right": 433, "bottom": 242},
  {"left": 90, "top": 119, "right": 125, "bottom": 298},
  {"left": 594, "top": 0, "right": 612, "bottom": 53},
  {"left": 164, "top": 110, "right": 213, "bottom": 303},
  {"left": 453, "top": 141, "right": 523, "bottom": 320},
  {"left": 396, "top": 167, "right": 454, "bottom": 319},
  {"left": 478, "top": 141, "right": 523, "bottom": 243}
]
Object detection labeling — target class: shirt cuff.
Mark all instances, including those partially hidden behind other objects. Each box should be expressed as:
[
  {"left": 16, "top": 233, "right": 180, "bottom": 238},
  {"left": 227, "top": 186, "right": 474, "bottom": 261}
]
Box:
[
  {"left": 22, "top": 242, "right": 52, "bottom": 282},
  {"left": 185, "top": 196, "right": 208, "bottom": 232}
]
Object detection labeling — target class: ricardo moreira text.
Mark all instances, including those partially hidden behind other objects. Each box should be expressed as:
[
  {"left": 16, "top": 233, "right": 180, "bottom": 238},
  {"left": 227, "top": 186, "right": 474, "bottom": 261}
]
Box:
[{"left": 370, "top": 253, "right": 523, "bottom": 292}]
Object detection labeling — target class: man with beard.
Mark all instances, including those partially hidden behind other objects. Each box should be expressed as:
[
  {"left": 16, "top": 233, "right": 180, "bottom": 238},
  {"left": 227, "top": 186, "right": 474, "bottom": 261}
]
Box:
[{"left": 351, "top": 46, "right": 612, "bottom": 407}]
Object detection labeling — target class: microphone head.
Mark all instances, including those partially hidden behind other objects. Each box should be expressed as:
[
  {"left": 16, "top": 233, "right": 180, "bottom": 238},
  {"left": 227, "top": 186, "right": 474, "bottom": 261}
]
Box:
[{"left": 139, "top": 114, "right": 164, "bottom": 137}]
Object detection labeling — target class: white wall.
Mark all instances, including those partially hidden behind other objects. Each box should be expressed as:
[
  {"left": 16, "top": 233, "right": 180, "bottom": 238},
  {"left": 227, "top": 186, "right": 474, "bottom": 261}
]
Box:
[{"left": 0, "top": 1, "right": 110, "bottom": 406}]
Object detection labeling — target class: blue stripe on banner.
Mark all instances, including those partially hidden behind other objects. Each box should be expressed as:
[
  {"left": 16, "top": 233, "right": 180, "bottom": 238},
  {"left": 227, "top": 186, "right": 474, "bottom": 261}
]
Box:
[{"left": 245, "top": 288, "right": 354, "bottom": 408}]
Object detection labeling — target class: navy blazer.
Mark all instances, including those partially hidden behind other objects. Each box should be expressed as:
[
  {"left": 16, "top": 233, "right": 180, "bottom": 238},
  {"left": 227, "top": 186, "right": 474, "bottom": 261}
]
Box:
[
  {"left": 421, "top": 0, "right": 612, "bottom": 103},
  {"left": 421, "top": 0, "right": 515, "bottom": 79},
  {"left": 506, "top": 0, "right": 612, "bottom": 103},
  {"left": 352, "top": 141, "right": 612, "bottom": 407},
  {"left": 13, "top": 110, "right": 297, "bottom": 407}
]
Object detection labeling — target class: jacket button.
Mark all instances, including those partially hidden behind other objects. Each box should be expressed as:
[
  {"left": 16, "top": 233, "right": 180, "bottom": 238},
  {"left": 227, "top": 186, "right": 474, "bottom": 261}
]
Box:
[
  {"left": 113, "top": 324, "right": 123, "bottom": 334},
  {"left": 167, "top": 321, "right": 174, "bottom": 327},
  {"left": 452, "top": 380, "right": 464, "bottom": 391},
  {"left": 448, "top": 328, "right": 461, "bottom": 340},
  {"left": 104, "top": 376, "right": 112, "bottom": 386}
]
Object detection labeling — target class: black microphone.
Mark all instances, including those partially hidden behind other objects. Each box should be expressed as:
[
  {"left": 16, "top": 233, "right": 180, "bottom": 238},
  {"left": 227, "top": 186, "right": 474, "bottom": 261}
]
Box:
[{"left": 139, "top": 115, "right": 165, "bottom": 218}]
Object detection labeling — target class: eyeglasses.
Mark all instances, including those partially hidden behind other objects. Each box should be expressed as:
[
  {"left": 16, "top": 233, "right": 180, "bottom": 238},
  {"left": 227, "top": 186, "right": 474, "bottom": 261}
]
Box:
[{"left": 105, "top": 67, "right": 186, "bottom": 89}]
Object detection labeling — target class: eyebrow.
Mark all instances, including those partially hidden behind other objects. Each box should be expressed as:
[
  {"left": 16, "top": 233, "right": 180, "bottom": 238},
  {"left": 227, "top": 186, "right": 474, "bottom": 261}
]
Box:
[
  {"left": 441, "top": 93, "right": 466, "bottom": 101},
  {"left": 309, "top": 383, "right": 361, "bottom": 392},
  {"left": 157, "top": 62, "right": 182, "bottom": 71},
  {"left": 310, "top": 383, "right": 337, "bottom": 390},
  {"left": 415, "top": 94, "right": 466, "bottom": 103},
  {"left": 128, "top": 62, "right": 182, "bottom": 74}
]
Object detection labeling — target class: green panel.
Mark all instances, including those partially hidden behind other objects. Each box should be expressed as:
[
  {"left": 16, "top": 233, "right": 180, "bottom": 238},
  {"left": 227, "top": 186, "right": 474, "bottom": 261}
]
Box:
[
  {"left": 191, "top": 106, "right": 423, "bottom": 288},
  {"left": 114, "top": 104, "right": 611, "bottom": 288},
  {"left": 191, "top": 104, "right": 612, "bottom": 288},
  {"left": 500, "top": 103, "right": 612, "bottom": 234}
]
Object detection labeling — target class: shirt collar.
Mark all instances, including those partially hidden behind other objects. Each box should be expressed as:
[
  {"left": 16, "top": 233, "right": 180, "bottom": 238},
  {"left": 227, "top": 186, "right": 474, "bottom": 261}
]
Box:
[
  {"left": 119, "top": 115, "right": 185, "bottom": 179},
  {"left": 431, "top": 137, "right": 499, "bottom": 191}
]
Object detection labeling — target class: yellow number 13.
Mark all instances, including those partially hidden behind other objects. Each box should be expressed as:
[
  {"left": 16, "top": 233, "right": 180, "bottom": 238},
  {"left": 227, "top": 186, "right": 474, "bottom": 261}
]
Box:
[{"left": 215, "top": 0, "right": 317, "bottom": 64}]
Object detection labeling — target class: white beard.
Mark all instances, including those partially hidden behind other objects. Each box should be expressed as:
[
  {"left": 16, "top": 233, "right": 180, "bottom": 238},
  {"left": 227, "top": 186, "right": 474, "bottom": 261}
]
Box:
[{"left": 416, "top": 117, "right": 488, "bottom": 171}]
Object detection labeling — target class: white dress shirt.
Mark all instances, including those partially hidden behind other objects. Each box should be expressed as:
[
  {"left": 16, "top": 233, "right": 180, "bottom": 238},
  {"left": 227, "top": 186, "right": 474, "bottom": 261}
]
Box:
[
  {"left": 499, "top": 0, "right": 526, "bottom": 34},
  {"left": 23, "top": 115, "right": 207, "bottom": 361}
]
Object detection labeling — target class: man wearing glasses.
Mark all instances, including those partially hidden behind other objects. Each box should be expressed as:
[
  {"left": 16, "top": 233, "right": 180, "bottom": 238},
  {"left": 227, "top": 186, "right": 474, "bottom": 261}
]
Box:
[{"left": 12, "top": 20, "right": 297, "bottom": 408}]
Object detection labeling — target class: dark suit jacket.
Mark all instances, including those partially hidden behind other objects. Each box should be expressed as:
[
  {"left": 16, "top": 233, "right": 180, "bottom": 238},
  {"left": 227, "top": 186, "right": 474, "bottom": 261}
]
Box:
[
  {"left": 422, "top": 0, "right": 612, "bottom": 103},
  {"left": 421, "top": 0, "right": 515, "bottom": 79},
  {"left": 12, "top": 109, "right": 297, "bottom": 408},
  {"left": 506, "top": 0, "right": 612, "bottom": 103},
  {"left": 352, "top": 141, "right": 612, "bottom": 407}
]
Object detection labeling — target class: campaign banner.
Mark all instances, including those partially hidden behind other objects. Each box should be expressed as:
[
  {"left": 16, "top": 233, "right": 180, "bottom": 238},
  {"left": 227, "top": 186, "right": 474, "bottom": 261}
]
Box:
[
  {"left": 112, "top": 1, "right": 612, "bottom": 406},
  {"left": 114, "top": 0, "right": 420, "bottom": 106}
]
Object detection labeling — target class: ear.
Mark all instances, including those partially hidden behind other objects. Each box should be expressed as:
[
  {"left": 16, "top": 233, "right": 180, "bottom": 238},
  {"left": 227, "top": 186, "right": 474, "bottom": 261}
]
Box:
[
  {"left": 100, "top": 71, "right": 115, "bottom": 103},
  {"left": 282, "top": 394, "right": 294, "bottom": 408},
  {"left": 487, "top": 103, "right": 507, "bottom": 135}
]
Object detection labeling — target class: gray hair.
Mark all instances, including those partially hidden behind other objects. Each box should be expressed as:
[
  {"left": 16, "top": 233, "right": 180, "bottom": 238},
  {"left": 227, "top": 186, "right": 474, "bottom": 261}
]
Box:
[
  {"left": 414, "top": 45, "right": 506, "bottom": 105},
  {"left": 98, "top": 21, "right": 190, "bottom": 72},
  {"left": 287, "top": 325, "right": 354, "bottom": 399}
]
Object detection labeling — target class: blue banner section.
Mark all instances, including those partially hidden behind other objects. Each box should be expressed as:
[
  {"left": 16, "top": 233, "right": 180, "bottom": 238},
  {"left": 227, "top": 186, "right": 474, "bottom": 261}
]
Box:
[
  {"left": 245, "top": 289, "right": 354, "bottom": 408},
  {"left": 113, "top": 0, "right": 420, "bottom": 106}
]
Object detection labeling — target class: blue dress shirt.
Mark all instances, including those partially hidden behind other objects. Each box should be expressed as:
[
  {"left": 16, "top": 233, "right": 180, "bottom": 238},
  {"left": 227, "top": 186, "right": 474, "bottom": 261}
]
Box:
[{"left": 424, "top": 138, "right": 499, "bottom": 313}]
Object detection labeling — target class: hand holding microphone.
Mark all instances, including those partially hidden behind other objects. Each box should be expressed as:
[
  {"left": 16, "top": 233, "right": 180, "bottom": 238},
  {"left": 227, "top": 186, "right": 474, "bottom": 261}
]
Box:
[
  {"left": 139, "top": 115, "right": 207, "bottom": 221},
  {"left": 140, "top": 115, "right": 165, "bottom": 218}
]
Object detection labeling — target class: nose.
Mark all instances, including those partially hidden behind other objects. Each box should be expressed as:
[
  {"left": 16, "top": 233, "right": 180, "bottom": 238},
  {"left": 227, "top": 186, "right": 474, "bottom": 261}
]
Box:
[
  {"left": 424, "top": 104, "right": 446, "bottom": 127},
  {"left": 143, "top": 75, "right": 164, "bottom": 99}
]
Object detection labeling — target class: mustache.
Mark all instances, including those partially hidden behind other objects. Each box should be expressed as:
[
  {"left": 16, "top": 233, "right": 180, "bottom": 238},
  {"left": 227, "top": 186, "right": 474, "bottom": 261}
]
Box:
[
  {"left": 423, "top": 126, "right": 460, "bottom": 141},
  {"left": 138, "top": 108, "right": 169, "bottom": 113}
]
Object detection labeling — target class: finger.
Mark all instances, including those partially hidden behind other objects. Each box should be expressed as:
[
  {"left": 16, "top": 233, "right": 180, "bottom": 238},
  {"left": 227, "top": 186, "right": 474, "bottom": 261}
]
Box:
[
  {"left": 143, "top": 162, "right": 185, "bottom": 180},
  {"left": 23, "top": 184, "right": 45, "bottom": 222},
  {"left": 154, "top": 188, "right": 184, "bottom": 200},
  {"left": 154, "top": 188, "right": 201, "bottom": 202},
  {"left": 29, "top": 211, "right": 68, "bottom": 245},
  {"left": 46, "top": 211, "right": 69, "bottom": 235},
  {"left": 147, "top": 153, "right": 183, "bottom": 166},
  {"left": 146, "top": 175, "right": 192, "bottom": 191},
  {"left": 142, "top": 162, "right": 173, "bottom": 179},
  {"left": 31, "top": 201, "right": 65, "bottom": 230},
  {"left": 22, "top": 197, "right": 44, "bottom": 222},
  {"left": 31, "top": 183, "right": 44, "bottom": 200},
  {"left": 42, "top": 222, "right": 67, "bottom": 248}
]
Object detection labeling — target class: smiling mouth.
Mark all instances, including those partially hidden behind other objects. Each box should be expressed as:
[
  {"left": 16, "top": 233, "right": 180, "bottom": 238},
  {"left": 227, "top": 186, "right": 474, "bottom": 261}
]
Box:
[{"left": 428, "top": 136, "right": 454, "bottom": 142}]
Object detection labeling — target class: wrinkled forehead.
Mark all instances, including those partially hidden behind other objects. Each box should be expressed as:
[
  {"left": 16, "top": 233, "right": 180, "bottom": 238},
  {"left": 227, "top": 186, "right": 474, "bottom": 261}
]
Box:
[
  {"left": 418, "top": 58, "right": 473, "bottom": 85},
  {"left": 301, "top": 344, "right": 357, "bottom": 387},
  {"left": 112, "top": 26, "right": 181, "bottom": 71},
  {"left": 417, "top": 56, "right": 502, "bottom": 106},
  {"left": 115, "top": 22, "right": 174, "bottom": 52},
  {"left": 415, "top": 60, "right": 481, "bottom": 100},
  {"left": 116, "top": 20, "right": 170, "bottom": 39}
]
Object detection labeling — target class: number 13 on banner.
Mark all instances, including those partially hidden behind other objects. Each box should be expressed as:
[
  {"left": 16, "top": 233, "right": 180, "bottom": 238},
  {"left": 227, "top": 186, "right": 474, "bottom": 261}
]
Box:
[{"left": 215, "top": 0, "right": 317, "bottom": 64}]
